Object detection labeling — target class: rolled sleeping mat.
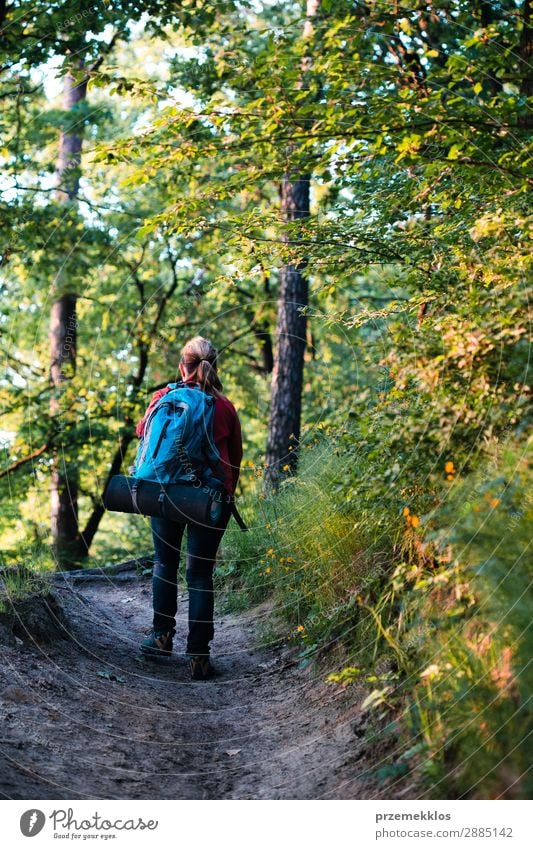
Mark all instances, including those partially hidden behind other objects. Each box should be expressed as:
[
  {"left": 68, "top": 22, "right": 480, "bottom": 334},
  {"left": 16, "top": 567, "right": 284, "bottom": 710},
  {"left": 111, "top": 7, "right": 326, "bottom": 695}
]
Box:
[{"left": 103, "top": 475, "right": 226, "bottom": 527}]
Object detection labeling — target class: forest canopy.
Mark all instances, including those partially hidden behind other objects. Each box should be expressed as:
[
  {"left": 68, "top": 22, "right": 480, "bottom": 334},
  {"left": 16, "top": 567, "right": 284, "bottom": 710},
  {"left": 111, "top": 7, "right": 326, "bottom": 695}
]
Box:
[{"left": 1, "top": 0, "right": 530, "bottom": 562}]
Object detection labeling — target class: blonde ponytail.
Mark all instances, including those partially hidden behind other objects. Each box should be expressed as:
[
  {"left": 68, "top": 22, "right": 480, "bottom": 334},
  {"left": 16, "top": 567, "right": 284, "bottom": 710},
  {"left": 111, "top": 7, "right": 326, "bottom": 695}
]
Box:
[{"left": 180, "top": 336, "right": 223, "bottom": 395}]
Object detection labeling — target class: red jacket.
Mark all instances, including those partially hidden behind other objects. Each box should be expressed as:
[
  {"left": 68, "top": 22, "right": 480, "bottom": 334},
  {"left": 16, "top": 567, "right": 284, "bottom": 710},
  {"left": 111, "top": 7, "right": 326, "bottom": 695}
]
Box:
[{"left": 135, "top": 382, "right": 243, "bottom": 494}]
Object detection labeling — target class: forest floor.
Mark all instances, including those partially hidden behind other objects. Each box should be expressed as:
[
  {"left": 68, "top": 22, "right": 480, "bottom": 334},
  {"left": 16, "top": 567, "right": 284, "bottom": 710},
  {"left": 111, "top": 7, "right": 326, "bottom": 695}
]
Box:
[{"left": 0, "top": 566, "right": 419, "bottom": 800}]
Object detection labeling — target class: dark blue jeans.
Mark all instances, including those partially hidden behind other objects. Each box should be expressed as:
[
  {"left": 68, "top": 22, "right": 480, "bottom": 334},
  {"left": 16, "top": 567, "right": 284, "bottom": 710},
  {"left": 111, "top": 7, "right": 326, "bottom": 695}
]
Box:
[{"left": 150, "top": 503, "right": 231, "bottom": 656}]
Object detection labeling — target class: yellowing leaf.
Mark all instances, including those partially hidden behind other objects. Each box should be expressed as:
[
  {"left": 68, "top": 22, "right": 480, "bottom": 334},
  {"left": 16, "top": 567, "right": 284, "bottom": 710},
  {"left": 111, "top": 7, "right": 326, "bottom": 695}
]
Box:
[{"left": 447, "top": 144, "right": 462, "bottom": 160}]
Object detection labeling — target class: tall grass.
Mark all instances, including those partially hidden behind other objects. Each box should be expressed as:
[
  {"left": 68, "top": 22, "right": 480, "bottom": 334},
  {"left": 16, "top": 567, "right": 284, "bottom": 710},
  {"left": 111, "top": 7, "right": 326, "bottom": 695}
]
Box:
[
  {"left": 218, "top": 441, "right": 389, "bottom": 648},
  {"left": 220, "top": 436, "right": 532, "bottom": 798},
  {"left": 0, "top": 547, "right": 50, "bottom": 613},
  {"left": 402, "top": 441, "right": 532, "bottom": 798}
]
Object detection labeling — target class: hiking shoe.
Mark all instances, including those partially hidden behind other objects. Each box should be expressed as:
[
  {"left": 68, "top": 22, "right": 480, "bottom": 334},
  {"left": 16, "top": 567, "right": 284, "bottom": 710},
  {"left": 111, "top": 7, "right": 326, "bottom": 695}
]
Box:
[
  {"left": 140, "top": 629, "right": 173, "bottom": 658},
  {"left": 189, "top": 655, "right": 217, "bottom": 680}
]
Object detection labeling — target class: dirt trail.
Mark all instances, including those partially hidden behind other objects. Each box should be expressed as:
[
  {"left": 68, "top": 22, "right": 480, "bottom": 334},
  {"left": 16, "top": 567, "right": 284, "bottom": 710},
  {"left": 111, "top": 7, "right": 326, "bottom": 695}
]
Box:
[{"left": 0, "top": 568, "right": 407, "bottom": 800}]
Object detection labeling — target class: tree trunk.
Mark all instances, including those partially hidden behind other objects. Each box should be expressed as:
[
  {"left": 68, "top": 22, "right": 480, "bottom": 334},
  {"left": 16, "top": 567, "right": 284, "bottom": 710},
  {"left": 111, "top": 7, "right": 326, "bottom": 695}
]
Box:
[
  {"left": 54, "top": 66, "right": 87, "bottom": 201},
  {"left": 520, "top": 0, "right": 532, "bottom": 97},
  {"left": 50, "top": 293, "right": 79, "bottom": 565},
  {"left": 264, "top": 176, "right": 310, "bottom": 487},
  {"left": 50, "top": 64, "right": 87, "bottom": 568},
  {"left": 264, "top": 0, "right": 319, "bottom": 490}
]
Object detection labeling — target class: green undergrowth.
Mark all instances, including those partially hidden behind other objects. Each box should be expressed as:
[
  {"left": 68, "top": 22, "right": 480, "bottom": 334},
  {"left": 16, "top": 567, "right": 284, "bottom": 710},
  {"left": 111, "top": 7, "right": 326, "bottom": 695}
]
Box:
[
  {"left": 0, "top": 555, "right": 50, "bottom": 613},
  {"left": 396, "top": 441, "right": 533, "bottom": 799},
  {"left": 220, "top": 436, "right": 532, "bottom": 799},
  {"left": 218, "top": 441, "right": 394, "bottom": 637}
]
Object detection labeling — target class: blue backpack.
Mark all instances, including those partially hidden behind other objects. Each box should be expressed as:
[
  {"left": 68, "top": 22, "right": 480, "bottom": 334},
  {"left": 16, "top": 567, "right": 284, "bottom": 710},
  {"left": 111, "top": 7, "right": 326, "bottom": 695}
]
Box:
[{"left": 133, "top": 382, "right": 224, "bottom": 489}]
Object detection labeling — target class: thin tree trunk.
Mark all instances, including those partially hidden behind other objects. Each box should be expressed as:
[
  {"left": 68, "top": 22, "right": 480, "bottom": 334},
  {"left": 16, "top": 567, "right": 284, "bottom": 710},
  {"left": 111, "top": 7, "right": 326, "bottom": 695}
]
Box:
[
  {"left": 264, "top": 0, "right": 319, "bottom": 490},
  {"left": 253, "top": 324, "right": 274, "bottom": 374},
  {"left": 520, "top": 0, "right": 532, "bottom": 97},
  {"left": 50, "top": 64, "right": 87, "bottom": 568},
  {"left": 73, "top": 254, "right": 175, "bottom": 558},
  {"left": 74, "top": 430, "right": 136, "bottom": 558}
]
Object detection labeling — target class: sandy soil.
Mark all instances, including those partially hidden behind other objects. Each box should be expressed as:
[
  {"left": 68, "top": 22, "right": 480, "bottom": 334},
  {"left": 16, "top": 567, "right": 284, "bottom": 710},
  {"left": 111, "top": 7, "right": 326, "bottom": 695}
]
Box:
[{"left": 0, "top": 568, "right": 417, "bottom": 800}]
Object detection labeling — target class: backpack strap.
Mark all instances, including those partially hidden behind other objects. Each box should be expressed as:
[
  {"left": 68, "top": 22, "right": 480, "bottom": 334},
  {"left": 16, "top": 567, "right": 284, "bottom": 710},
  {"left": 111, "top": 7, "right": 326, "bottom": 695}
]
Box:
[
  {"left": 131, "top": 481, "right": 141, "bottom": 514},
  {"left": 230, "top": 502, "right": 248, "bottom": 532}
]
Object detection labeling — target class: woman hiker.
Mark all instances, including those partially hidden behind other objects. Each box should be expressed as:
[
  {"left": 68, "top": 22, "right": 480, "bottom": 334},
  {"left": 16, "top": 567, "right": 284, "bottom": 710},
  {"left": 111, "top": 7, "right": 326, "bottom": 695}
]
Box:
[{"left": 136, "top": 336, "right": 243, "bottom": 680}]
